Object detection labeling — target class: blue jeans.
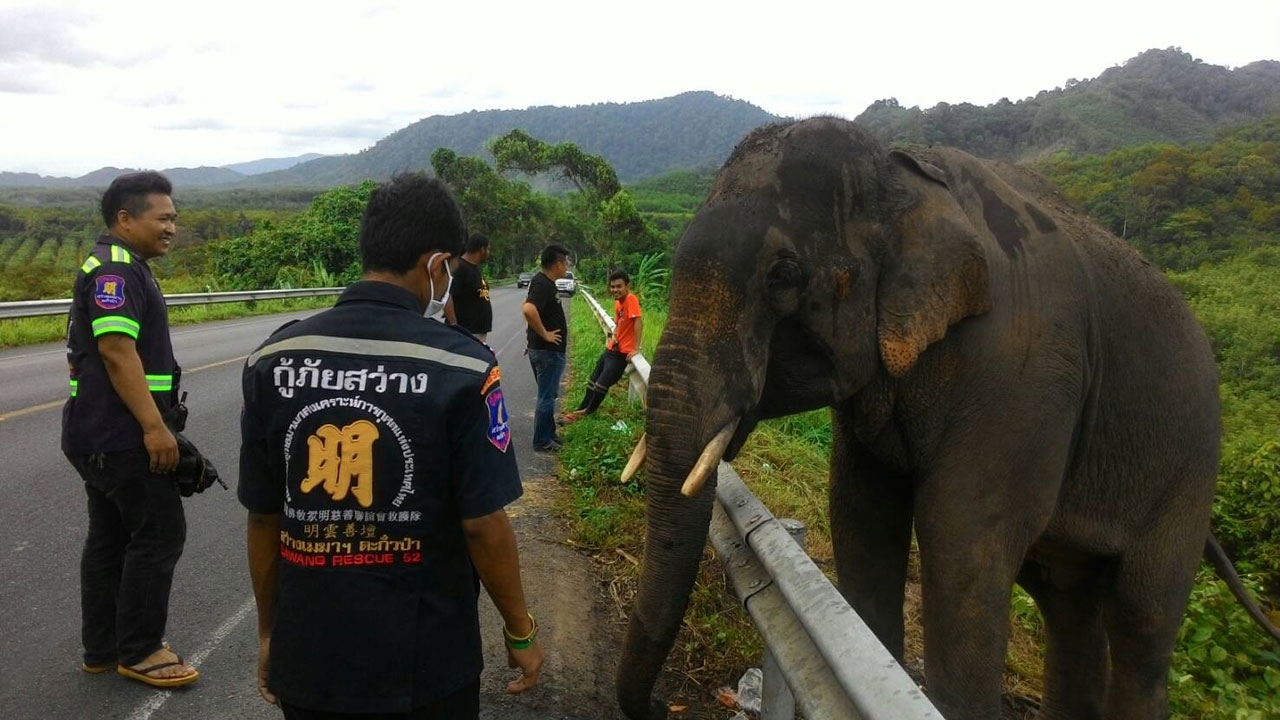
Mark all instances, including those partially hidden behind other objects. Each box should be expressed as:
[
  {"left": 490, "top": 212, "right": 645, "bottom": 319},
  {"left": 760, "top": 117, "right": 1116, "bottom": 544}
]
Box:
[{"left": 528, "top": 349, "right": 566, "bottom": 448}]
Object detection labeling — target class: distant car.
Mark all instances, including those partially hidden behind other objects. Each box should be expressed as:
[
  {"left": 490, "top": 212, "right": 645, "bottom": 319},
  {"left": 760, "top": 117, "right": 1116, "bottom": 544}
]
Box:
[
  {"left": 555, "top": 271, "right": 577, "bottom": 297},
  {"left": 517, "top": 271, "right": 533, "bottom": 288}
]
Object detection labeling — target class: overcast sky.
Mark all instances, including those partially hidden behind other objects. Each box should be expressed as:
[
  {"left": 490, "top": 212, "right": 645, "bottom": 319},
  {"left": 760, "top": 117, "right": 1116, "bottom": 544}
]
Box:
[{"left": 2, "top": 0, "right": 1276, "bottom": 177}]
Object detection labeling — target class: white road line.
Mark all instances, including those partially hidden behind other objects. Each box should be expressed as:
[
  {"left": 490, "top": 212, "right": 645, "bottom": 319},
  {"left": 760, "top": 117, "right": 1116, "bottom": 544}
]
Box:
[
  {"left": 0, "top": 347, "right": 65, "bottom": 362},
  {"left": 0, "top": 355, "right": 248, "bottom": 422},
  {"left": 493, "top": 327, "right": 524, "bottom": 361},
  {"left": 125, "top": 596, "right": 256, "bottom": 720}
]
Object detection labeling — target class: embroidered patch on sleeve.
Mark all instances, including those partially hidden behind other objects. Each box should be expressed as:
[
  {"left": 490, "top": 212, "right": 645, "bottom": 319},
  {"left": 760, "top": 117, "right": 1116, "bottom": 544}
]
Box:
[
  {"left": 485, "top": 387, "right": 511, "bottom": 453},
  {"left": 480, "top": 366, "right": 502, "bottom": 395},
  {"left": 94, "top": 275, "right": 126, "bottom": 310}
]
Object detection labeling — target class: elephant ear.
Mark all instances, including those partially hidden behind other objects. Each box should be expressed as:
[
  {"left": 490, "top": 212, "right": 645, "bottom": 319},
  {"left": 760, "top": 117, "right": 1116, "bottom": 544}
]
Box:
[{"left": 877, "top": 149, "right": 991, "bottom": 377}]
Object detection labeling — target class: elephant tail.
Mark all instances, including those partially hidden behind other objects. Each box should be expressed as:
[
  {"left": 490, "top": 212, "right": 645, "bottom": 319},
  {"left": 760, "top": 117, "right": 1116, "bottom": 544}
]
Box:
[{"left": 1203, "top": 533, "right": 1280, "bottom": 644}]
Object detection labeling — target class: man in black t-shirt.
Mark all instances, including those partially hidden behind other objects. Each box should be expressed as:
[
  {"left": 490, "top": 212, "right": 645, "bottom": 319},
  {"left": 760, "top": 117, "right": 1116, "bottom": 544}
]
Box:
[
  {"left": 241, "top": 174, "right": 543, "bottom": 719},
  {"left": 448, "top": 233, "right": 493, "bottom": 341},
  {"left": 521, "top": 244, "right": 570, "bottom": 452}
]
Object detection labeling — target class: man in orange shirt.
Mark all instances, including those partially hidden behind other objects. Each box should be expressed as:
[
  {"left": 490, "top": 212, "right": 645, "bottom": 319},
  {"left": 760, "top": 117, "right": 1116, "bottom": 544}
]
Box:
[{"left": 563, "top": 270, "right": 642, "bottom": 422}]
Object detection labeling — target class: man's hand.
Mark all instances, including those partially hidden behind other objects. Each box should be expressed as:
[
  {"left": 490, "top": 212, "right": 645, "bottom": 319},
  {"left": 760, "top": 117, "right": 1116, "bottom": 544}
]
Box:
[
  {"left": 506, "top": 639, "right": 544, "bottom": 694},
  {"left": 626, "top": 350, "right": 638, "bottom": 362},
  {"left": 257, "top": 635, "right": 277, "bottom": 704},
  {"left": 144, "top": 425, "right": 179, "bottom": 473},
  {"left": 542, "top": 328, "right": 563, "bottom": 345}
]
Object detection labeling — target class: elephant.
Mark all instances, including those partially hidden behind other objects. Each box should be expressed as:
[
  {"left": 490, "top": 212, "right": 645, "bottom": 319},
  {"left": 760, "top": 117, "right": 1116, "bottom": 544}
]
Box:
[{"left": 615, "top": 117, "right": 1280, "bottom": 719}]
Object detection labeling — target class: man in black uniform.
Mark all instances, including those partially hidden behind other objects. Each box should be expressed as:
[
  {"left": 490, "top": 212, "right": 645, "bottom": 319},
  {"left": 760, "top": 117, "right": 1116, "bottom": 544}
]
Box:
[
  {"left": 448, "top": 233, "right": 493, "bottom": 342},
  {"left": 240, "top": 173, "right": 543, "bottom": 720},
  {"left": 521, "top": 244, "right": 570, "bottom": 452},
  {"left": 62, "top": 171, "right": 199, "bottom": 687}
]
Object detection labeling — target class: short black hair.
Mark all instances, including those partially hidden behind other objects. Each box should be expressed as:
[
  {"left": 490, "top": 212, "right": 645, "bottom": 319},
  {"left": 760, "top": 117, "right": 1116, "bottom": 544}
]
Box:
[
  {"left": 100, "top": 171, "right": 172, "bottom": 228},
  {"left": 465, "top": 233, "right": 490, "bottom": 254},
  {"left": 608, "top": 270, "right": 631, "bottom": 285},
  {"left": 540, "top": 243, "right": 570, "bottom": 269},
  {"left": 359, "top": 173, "right": 466, "bottom": 274}
]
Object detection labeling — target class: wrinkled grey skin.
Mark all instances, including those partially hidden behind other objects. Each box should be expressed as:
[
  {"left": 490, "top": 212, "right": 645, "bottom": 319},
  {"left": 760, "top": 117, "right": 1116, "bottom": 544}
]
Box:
[{"left": 616, "top": 117, "right": 1225, "bottom": 719}]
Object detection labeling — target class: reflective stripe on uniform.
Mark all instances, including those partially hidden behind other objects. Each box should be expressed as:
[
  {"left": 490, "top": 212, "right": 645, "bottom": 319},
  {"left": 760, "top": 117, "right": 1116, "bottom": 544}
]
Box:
[
  {"left": 69, "top": 375, "right": 168, "bottom": 395},
  {"left": 80, "top": 256, "right": 102, "bottom": 274},
  {"left": 247, "top": 334, "right": 491, "bottom": 374},
  {"left": 91, "top": 315, "right": 140, "bottom": 339},
  {"left": 110, "top": 245, "right": 132, "bottom": 263},
  {"left": 146, "top": 374, "right": 173, "bottom": 392}
]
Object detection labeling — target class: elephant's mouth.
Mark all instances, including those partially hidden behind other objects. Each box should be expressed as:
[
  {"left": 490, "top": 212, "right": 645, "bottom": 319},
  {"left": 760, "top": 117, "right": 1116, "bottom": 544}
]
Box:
[{"left": 724, "top": 413, "right": 759, "bottom": 462}]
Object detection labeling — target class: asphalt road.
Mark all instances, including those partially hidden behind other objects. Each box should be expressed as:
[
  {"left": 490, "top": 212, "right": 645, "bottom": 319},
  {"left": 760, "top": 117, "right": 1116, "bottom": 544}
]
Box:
[{"left": 0, "top": 286, "right": 578, "bottom": 720}]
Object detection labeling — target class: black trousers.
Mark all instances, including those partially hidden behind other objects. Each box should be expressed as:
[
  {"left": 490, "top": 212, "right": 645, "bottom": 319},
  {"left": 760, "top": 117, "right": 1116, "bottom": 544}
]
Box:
[
  {"left": 280, "top": 678, "right": 481, "bottom": 720},
  {"left": 66, "top": 449, "right": 186, "bottom": 667},
  {"left": 574, "top": 349, "right": 629, "bottom": 414}
]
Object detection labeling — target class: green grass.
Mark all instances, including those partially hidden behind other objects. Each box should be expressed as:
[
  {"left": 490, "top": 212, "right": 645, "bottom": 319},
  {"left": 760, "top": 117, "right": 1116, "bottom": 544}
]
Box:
[{"left": 0, "top": 296, "right": 335, "bottom": 348}]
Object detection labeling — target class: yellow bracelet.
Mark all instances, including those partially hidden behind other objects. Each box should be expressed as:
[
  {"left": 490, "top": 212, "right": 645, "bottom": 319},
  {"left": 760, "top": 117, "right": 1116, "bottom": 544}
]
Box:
[{"left": 504, "top": 612, "right": 537, "bottom": 648}]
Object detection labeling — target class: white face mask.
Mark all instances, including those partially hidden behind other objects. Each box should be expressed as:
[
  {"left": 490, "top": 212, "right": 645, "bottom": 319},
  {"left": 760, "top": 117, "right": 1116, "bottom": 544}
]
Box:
[{"left": 424, "top": 252, "right": 454, "bottom": 320}]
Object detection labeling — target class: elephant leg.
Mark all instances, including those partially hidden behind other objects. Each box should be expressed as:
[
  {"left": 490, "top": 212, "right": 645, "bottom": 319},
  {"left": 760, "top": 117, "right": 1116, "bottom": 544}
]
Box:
[
  {"left": 1017, "top": 562, "right": 1107, "bottom": 720},
  {"left": 1101, "top": 525, "right": 1204, "bottom": 719},
  {"left": 912, "top": 410, "right": 1075, "bottom": 718},
  {"left": 830, "top": 408, "right": 913, "bottom": 660},
  {"left": 915, "top": 519, "right": 1023, "bottom": 719}
]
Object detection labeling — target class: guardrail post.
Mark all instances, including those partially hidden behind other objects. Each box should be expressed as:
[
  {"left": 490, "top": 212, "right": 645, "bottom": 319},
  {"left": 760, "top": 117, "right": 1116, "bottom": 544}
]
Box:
[{"left": 761, "top": 518, "right": 806, "bottom": 720}]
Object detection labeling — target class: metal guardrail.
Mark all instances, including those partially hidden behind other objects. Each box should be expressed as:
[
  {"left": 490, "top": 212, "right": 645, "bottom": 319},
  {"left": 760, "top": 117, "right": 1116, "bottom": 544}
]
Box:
[
  {"left": 0, "top": 287, "right": 345, "bottom": 319},
  {"left": 580, "top": 287, "right": 944, "bottom": 720}
]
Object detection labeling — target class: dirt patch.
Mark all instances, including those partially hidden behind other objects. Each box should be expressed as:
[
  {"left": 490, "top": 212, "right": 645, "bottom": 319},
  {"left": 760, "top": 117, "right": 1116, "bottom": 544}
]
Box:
[{"left": 477, "top": 472, "right": 631, "bottom": 719}]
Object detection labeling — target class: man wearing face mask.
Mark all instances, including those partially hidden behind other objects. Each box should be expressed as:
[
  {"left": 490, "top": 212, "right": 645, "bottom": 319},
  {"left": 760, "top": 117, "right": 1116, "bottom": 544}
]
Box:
[{"left": 239, "top": 173, "right": 543, "bottom": 719}]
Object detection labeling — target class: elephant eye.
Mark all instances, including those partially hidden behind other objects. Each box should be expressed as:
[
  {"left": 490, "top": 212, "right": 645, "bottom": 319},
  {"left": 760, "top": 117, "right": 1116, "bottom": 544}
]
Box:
[
  {"left": 767, "top": 257, "right": 804, "bottom": 293},
  {"left": 765, "top": 254, "right": 806, "bottom": 316}
]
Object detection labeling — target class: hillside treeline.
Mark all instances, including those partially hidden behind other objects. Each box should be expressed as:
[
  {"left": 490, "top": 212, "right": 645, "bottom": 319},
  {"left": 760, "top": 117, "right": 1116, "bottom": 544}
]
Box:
[
  {"left": 858, "top": 48, "right": 1280, "bottom": 162},
  {"left": 245, "top": 91, "right": 781, "bottom": 187},
  {"left": 1037, "top": 115, "right": 1280, "bottom": 270},
  {"left": 212, "top": 131, "right": 669, "bottom": 290}
]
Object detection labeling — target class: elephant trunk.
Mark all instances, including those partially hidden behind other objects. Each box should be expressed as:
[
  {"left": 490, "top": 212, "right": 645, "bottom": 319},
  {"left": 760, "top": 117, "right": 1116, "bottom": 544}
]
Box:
[{"left": 617, "top": 341, "right": 739, "bottom": 719}]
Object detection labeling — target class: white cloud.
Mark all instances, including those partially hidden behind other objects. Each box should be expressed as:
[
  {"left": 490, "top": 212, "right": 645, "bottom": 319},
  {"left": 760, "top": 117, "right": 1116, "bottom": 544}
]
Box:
[{"left": 0, "top": 0, "right": 1276, "bottom": 176}]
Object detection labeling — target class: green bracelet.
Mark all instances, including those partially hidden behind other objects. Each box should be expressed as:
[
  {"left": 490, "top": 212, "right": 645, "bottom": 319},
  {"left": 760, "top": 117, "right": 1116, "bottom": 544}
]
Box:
[{"left": 504, "top": 612, "right": 537, "bottom": 649}]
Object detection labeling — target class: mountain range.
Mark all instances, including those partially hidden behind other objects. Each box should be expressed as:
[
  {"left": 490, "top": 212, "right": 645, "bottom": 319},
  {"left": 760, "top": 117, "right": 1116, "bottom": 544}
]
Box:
[
  {"left": 855, "top": 48, "right": 1280, "bottom": 160},
  {"left": 3, "top": 48, "right": 1278, "bottom": 192},
  {"left": 0, "top": 153, "right": 325, "bottom": 189}
]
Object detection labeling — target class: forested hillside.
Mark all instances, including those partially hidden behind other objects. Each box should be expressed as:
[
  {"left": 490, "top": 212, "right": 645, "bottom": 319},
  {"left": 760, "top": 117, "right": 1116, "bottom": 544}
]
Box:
[
  {"left": 243, "top": 91, "right": 782, "bottom": 187},
  {"left": 1036, "top": 115, "right": 1280, "bottom": 269},
  {"left": 857, "top": 48, "right": 1280, "bottom": 162}
]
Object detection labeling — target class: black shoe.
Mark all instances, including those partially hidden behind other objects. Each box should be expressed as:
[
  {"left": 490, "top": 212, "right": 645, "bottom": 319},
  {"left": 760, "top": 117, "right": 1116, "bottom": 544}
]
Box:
[{"left": 533, "top": 440, "right": 562, "bottom": 453}]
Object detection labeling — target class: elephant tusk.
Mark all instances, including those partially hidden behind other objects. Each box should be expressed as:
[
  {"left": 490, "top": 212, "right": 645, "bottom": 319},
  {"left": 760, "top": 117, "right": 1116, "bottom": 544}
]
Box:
[
  {"left": 621, "top": 433, "right": 646, "bottom": 483},
  {"left": 680, "top": 421, "right": 738, "bottom": 498}
]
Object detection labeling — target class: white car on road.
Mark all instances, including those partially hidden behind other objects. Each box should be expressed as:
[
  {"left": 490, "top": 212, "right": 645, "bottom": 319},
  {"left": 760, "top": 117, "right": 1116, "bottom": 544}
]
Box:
[{"left": 556, "top": 271, "right": 577, "bottom": 296}]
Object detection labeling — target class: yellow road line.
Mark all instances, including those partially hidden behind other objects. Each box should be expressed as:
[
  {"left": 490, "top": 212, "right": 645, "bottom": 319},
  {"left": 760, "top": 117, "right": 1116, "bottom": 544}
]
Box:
[
  {"left": 0, "top": 399, "right": 64, "bottom": 422},
  {"left": 0, "top": 355, "right": 248, "bottom": 423},
  {"left": 188, "top": 355, "right": 248, "bottom": 373}
]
